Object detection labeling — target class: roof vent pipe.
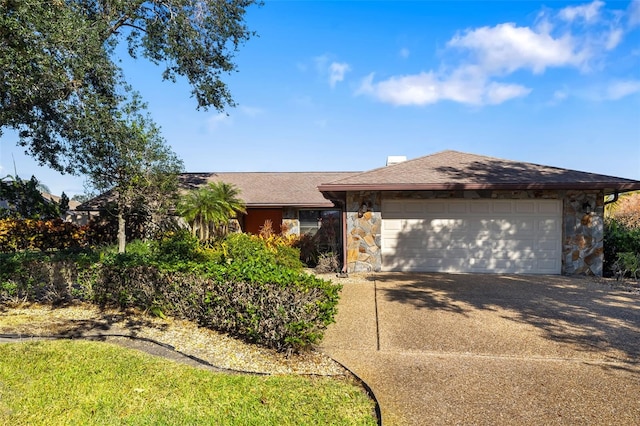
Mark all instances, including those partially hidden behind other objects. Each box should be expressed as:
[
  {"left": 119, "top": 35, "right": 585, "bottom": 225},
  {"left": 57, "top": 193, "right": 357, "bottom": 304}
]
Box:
[{"left": 386, "top": 156, "right": 407, "bottom": 166}]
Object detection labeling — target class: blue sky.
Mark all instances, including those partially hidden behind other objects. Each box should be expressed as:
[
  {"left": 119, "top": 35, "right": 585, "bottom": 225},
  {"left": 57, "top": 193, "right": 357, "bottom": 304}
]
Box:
[{"left": 1, "top": 0, "right": 639, "bottom": 197}]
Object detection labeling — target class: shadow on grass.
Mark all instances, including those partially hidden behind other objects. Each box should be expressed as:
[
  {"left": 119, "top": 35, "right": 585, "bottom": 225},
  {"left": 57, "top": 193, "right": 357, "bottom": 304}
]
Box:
[{"left": 0, "top": 303, "right": 169, "bottom": 338}]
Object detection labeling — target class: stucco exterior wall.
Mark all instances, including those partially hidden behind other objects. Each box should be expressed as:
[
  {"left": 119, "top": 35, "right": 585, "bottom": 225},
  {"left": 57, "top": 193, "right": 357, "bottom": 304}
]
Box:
[{"left": 344, "top": 190, "right": 604, "bottom": 276}]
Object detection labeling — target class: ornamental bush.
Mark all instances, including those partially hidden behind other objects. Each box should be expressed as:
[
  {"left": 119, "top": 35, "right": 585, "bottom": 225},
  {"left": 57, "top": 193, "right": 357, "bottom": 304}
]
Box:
[
  {"left": 0, "top": 250, "right": 98, "bottom": 303},
  {"left": 0, "top": 233, "right": 341, "bottom": 352},
  {"left": 0, "top": 218, "right": 87, "bottom": 252},
  {"left": 604, "top": 218, "right": 640, "bottom": 278}
]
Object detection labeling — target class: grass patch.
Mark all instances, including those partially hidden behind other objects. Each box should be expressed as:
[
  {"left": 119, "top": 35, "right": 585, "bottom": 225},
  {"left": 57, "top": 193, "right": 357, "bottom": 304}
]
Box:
[{"left": 0, "top": 340, "right": 376, "bottom": 425}]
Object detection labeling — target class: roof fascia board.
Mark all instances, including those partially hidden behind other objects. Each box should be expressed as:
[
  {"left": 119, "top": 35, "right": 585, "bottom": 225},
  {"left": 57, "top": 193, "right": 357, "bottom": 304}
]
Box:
[
  {"left": 318, "top": 182, "right": 640, "bottom": 192},
  {"left": 247, "top": 203, "right": 337, "bottom": 208}
]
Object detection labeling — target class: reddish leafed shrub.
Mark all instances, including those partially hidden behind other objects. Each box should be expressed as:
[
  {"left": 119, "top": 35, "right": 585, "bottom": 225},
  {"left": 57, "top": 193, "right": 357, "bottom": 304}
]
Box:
[{"left": 0, "top": 218, "right": 87, "bottom": 252}]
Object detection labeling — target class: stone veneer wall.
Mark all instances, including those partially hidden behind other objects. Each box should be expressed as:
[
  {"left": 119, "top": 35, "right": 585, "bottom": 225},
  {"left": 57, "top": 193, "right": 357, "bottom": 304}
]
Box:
[
  {"left": 345, "top": 191, "right": 382, "bottom": 272},
  {"left": 343, "top": 189, "right": 604, "bottom": 275},
  {"left": 562, "top": 190, "right": 604, "bottom": 276}
]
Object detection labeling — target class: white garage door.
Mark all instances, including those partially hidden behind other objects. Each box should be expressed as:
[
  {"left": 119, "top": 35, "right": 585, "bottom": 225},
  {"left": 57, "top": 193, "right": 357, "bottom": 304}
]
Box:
[{"left": 381, "top": 199, "right": 562, "bottom": 274}]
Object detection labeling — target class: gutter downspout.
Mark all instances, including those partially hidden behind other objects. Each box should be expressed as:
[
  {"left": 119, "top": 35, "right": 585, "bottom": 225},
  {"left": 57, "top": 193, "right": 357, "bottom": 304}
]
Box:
[
  {"left": 604, "top": 191, "right": 619, "bottom": 206},
  {"left": 342, "top": 209, "right": 348, "bottom": 274}
]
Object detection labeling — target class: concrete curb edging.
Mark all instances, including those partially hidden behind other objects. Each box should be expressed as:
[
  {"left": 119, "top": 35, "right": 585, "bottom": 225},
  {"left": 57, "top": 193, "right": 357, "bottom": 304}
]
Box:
[{"left": 319, "top": 350, "right": 383, "bottom": 426}]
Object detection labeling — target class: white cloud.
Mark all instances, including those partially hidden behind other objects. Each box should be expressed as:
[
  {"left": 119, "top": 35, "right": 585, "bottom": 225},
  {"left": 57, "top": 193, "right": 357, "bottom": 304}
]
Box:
[
  {"left": 558, "top": 0, "right": 604, "bottom": 24},
  {"left": 239, "top": 105, "right": 264, "bottom": 117},
  {"left": 605, "top": 80, "right": 640, "bottom": 100},
  {"left": 207, "top": 113, "right": 231, "bottom": 131},
  {"left": 328, "top": 62, "right": 351, "bottom": 88},
  {"left": 314, "top": 54, "right": 329, "bottom": 72},
  {"left": 552, "top": 89, "right": 569, "bottom": 102},
  {"left": 291, "top": 95, "right": 314, "bottom": 108},
  {"left": 358, "top": 1, "right": 634, "bottom": 108},
  {"left": 629, "top": 0, "right": 640, "bottom": 27},
  {"left": 447, "top": 23, "right": 589, "bottom": 74},
  {"left": 578, "top": 80, "right": 640, "bottom": 101},
  {"left": 484, "top": 82, "right": 532, "bottom": 105},
  {"left": 358, "top": 72, "right": 440, "bottom": 106},
  {"left": 357, "top": 69, "right": 530, "bottom": 107},
  {"left": 605, "top": 28, "right": 624, "bottom": 50},
  {"left": 399, "top": 47, "right": 410, "bottom": 59},
  {"left": 312, "top": 55, "right": 351, "bottom": 87}
]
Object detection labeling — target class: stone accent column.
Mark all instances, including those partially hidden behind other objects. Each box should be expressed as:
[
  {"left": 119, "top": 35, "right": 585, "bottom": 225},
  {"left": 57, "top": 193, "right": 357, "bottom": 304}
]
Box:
[
  {"left": 345, "top": 191, "right": 382, "bottom": 272},
  {"left": 563, "top": 191, "right": 604, "bottom": 276}
]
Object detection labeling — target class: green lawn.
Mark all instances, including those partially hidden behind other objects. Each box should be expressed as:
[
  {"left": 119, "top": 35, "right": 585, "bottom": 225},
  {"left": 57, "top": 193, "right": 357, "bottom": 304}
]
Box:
[{"left": 0, "top": 340, "right": 377, "bottom": 425}]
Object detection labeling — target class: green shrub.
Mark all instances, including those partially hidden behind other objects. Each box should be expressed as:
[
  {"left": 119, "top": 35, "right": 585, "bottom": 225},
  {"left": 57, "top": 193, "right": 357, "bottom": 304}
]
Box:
[
  {"left": 153, "top": 230, "right": 203, "bottom": 263},
  {"left": 0, "top": 250, "right": 99, "bottom": 303},
  {"left": 88, "top": 264, "right": 340, "bottom": 351},
  {"left": 1, "top": 234, "right": 342, "bottom": 352},
  {"left": 613, "top": 252, "right": 640, "bottom": 280},
  {"left": 604, "top": 218, "right": 640, "bottom": 276},
  {"left": 218, "top": 233, "right": 303, "bottom": 273}
]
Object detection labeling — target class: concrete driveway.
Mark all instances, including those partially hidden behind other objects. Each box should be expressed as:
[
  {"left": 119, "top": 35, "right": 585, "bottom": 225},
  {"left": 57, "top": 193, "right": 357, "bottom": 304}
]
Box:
[{"left": 320, "top": 273, "right": 640, "bottom": 425}]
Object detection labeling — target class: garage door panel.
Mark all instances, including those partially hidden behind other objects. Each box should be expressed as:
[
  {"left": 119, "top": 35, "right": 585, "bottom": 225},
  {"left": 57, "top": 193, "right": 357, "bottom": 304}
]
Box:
[
  {"left": 382, "top": 199, "right": 562, "bottom": 274},
  {"left": 432, "top": 219, "right": 468, "bottom": 232},
  {"left": 404, "top": 202, "right": 425, "bottom": 214},
  {"left": 470, "top": 202, "right": 491, "bottom": 213},
  {"left": 383, "top": 201, "right": 404, "bottom": 214},
  {"left": 446, "top": 239, "right": 470, "bottom": 250},
  {"left": 538, "top": 200, "right": 561, "bottom": 214},
  {"left": 491, "top": 239, "right": 535, "bottom": 251},
  {"left": 471, "top": 258, "right": 535, "bottom": 270},
  {"left": 383, "top": 219, "right": 402, "bottom": 231},
  {"left": 425, "top": 202, "right": 447, "bottom": 213},
  {"left": 448, "top": 202, "right": 468, "bottom": 214},
  {"left": 537, "top": 239, "right": 559, "bottom": 251},
  {"left": 491, "top": 220, "right": 527, "bottom": 236},
  {"left": 537, "top": 259, "right": 560, "bottom": 271},
  {"left": 515, "top": 200, "right": 536, "bottom": 213},
  {"left": 492, "top": 201, "right": 514, "bottom": 214},
  {"left": 538, "top": 219, "right": 560, "bottom": 232}
]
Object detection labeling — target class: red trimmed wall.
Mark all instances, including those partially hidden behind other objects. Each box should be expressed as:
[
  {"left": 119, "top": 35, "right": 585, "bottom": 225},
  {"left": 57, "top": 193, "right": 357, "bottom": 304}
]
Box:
[{"left": 244, "top": 208, "right": 282, "bottom": 235}]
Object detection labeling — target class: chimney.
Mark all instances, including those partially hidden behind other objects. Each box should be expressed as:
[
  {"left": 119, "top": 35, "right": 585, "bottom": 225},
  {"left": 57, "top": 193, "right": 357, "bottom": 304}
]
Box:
[{"left": 386, "top": 156, "right": 407, "bottom": 166}]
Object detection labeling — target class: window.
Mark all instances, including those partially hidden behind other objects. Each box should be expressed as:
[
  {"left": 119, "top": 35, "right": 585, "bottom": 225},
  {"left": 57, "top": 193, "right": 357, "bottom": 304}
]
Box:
[{"left": 299, "top": 209, "right": 340, "bottom": 236}]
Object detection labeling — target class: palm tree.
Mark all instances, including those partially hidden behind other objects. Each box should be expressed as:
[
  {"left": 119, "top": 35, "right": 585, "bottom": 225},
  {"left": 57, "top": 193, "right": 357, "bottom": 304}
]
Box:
[
  {"left": 177, "top": 181, "right": 246, "bottom": 241},
  {"left": 210, "top": 182, "right": 246, "bottom": 237}
]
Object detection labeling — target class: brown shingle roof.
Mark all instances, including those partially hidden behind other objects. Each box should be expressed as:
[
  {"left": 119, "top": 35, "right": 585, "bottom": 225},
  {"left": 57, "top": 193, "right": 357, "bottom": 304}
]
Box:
[
  {"left": 79, "top": 171, "right": 359, "bottom": 211},
  {"left": 185, "top": 172, "right": 358, "bottom": 207},
  {"left": 318, "top": 150, "right": 640, "bottom": 193}
]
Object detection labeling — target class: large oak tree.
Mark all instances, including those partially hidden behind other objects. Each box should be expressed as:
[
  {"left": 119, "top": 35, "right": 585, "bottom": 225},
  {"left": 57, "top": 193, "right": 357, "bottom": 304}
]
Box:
[
  {"left": 1, "top": 0, "right": 257, "bottom": 251},
  {"left": 1, "top": 0, "right": 258, "bottom": 174}
]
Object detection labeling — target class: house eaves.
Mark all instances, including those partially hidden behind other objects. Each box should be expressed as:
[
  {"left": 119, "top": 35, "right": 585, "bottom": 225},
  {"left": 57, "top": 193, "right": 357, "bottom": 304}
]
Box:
[
  {"left": 317, "top": 181, "right": 640, "bottom": 193},
  {"left": 317, "top": 150, "right": 640, "bottom": 195},
  {"left": 78, "top": 171, "right": 361, "bottom": 211}
]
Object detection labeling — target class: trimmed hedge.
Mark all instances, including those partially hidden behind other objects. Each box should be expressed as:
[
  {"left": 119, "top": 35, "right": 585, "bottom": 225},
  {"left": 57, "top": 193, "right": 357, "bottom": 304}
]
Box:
[
  {"left": 92, "top": 264, "right": 339, "bottom": 351},
  {"left": 0, "top": 235, "right": 341, "bottom": 352}
]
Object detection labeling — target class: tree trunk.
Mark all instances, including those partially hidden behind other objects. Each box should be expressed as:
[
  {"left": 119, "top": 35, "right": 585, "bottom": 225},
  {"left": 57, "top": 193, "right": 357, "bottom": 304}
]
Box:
[{"left": 118, "top": 209, "right": 126, "bottom": 253}]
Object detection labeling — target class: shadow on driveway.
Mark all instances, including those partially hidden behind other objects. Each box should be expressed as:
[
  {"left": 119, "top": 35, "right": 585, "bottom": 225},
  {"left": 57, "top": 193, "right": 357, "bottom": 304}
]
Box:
[{"left": 375, "top": 273, "right": 640, "bottom": 363}]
